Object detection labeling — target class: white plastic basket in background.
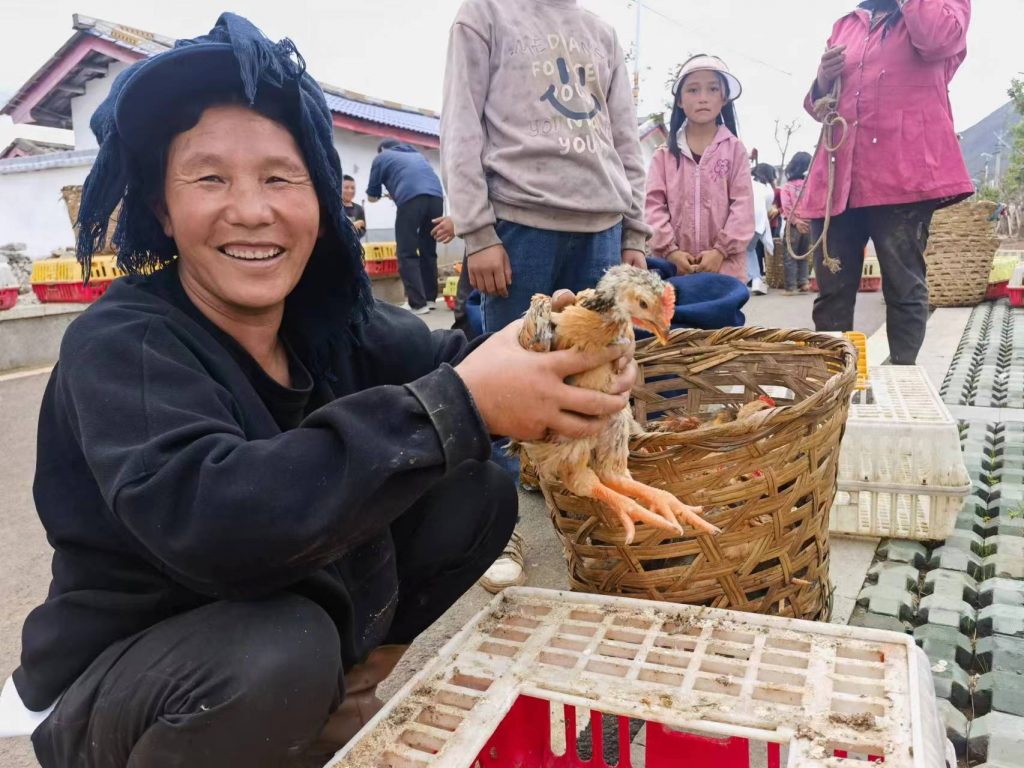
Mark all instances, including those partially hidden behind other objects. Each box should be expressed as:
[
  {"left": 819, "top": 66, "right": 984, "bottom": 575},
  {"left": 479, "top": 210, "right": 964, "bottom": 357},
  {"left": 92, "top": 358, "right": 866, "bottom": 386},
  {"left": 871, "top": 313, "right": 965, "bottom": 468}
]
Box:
[
  {"left": 830, "top": 365, "right": 970, "bottom": 540},
  {"left": 328, "top": 588, "right": 951, "bottom": 768}
]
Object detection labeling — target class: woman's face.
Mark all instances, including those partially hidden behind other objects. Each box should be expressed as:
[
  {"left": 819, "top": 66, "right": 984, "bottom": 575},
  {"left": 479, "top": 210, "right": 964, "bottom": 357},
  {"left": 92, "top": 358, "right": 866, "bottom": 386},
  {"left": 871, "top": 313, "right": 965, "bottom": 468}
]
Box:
[
  {"left": 678, "top": 70, "right": 727, "bottom": 126},
  {"left": 159, "top": 104, "right": 320, "bottom": 319}
]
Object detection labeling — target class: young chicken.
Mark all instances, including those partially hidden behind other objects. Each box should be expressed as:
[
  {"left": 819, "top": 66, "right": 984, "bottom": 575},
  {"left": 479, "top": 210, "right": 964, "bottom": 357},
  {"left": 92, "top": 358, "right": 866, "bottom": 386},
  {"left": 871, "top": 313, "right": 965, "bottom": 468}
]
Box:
[
  {"left": 513, "top": 265, "right": 719, "bottom": 544},
  {"left": 649, "top": 396, "right": 776, "bottom": 433}
]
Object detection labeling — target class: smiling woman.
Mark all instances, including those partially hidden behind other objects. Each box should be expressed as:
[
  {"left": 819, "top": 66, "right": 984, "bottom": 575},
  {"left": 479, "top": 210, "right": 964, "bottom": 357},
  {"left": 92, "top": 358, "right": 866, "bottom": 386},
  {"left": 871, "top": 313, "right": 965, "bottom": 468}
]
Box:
[
  {"left": 158, "top": 103, "right": 322, "bottom": 384},
  {"left": 0, "top": 12, "right": 641, "bottom": 768}
]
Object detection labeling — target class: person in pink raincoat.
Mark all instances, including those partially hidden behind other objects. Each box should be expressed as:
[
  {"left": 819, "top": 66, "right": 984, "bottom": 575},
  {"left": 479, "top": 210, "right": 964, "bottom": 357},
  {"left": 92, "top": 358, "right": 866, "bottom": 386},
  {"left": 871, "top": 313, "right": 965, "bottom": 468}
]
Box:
[
  {"left": 800, "top": 0, "right": 974, "bottom": 364},
  {"left": 645, "top": 55, "right": 755, "bottom": 284}
]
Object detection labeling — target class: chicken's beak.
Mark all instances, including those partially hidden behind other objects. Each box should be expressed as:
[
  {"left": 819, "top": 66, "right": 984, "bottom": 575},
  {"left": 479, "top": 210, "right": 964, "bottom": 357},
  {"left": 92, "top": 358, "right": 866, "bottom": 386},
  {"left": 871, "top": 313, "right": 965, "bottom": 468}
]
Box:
[
  {"left": 651, "top": 320, "right": 671, "bottom": 345},
  {"left": 633, "top": 319, "right": 672, "bottom": 344}
]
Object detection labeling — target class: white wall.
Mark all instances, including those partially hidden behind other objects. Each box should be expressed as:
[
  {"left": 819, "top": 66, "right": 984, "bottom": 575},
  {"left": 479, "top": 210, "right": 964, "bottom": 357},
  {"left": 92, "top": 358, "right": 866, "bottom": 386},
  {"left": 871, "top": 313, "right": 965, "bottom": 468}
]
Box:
[
  {"left": 70, "top": 61, "right": 128, "bottom": 150},
  {"left": 0, "top": 164, "right": 90, "bottom": 254},
  {"left": 0, "top": 91, "right": 452, "bottom": 259}
]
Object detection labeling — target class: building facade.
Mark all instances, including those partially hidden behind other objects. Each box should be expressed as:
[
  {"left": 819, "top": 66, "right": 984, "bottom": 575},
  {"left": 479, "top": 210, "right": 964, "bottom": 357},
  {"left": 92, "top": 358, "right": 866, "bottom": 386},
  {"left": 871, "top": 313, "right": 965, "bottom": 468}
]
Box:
[{"left": 0, "top": 15, "right": 444, "bottom": 256}]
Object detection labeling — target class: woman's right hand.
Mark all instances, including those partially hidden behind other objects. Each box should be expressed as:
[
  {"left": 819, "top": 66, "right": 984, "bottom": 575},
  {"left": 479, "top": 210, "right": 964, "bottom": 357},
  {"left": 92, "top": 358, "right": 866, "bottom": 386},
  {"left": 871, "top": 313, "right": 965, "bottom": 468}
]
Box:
[
  {"left": 468, "top": 244, "right": 512, "bottom": 297},
  {"left": 455, "top": 321, "right": 631, "bottom": 441},
  {"left": 816, "top": 45, "right": 847, "bottom": 96}
]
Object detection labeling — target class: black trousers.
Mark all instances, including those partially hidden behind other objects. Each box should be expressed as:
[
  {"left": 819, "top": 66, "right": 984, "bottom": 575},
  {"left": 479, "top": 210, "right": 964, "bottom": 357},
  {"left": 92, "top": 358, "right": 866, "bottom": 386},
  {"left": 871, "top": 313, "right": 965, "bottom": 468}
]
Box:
[
  {"left": 811, "top": 202, "right": 935, "bottom": 365},
  {"left": 784, "top": 225, "right": 811, "bottom": 291},
  {"left": 395, "top": 194, "right": 444, "bottom": 309},
  {"left": 32, "top": 460, "right": 517, "bottom": 768}
]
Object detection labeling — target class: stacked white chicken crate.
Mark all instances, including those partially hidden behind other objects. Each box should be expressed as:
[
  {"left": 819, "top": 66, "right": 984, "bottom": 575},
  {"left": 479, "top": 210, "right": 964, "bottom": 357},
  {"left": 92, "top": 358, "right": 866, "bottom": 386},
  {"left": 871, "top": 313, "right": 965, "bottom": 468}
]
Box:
[{"left": 829, "top": 365, "right": 971, "bottom": 540}]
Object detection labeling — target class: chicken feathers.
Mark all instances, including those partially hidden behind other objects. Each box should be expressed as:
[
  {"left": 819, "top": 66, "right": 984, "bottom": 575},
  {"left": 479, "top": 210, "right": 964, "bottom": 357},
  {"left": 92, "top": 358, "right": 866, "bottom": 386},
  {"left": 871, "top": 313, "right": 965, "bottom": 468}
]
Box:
[{"left": 512, "top": 265, "right": 719, "bottom": 544}]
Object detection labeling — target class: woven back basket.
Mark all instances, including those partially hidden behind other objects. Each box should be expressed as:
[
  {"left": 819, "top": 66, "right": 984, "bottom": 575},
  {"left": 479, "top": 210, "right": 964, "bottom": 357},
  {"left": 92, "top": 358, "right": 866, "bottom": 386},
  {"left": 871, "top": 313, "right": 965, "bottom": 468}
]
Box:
[
  {"left": 543, "top": 327, "right": 857, "bottom": 622},
  {"left": 62, "top": 185, "right": 120, "bottom": 255},
  {"left": 765, "top": 237, "right": 786, "bottom": 289},
  {"left": 926, "top": 200, "right": 999, "bottom": 308}
]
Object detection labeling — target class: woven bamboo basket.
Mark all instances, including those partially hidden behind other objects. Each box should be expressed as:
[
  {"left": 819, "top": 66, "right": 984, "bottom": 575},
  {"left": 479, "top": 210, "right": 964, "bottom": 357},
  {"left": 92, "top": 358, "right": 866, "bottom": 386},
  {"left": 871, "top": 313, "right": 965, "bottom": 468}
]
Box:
[
  {"left": 765, "top": 237, "right": 785, "bottom": 289},
  {"left": 925, "top": 200, "right": 999, "bottom": 308},
  {"left": 62, "top": 185, "right": 120, "bottom": 255},
  {"left": 543, "top": 327, "right": 857, "bottom": 622}
]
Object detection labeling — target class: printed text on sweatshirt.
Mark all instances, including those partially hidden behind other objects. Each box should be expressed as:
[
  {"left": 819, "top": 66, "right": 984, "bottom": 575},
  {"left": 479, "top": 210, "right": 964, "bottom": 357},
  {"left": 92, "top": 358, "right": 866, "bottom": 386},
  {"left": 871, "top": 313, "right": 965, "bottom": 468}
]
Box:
[{"left": 441, "top": 0, "right": 650, "bottom": 255}]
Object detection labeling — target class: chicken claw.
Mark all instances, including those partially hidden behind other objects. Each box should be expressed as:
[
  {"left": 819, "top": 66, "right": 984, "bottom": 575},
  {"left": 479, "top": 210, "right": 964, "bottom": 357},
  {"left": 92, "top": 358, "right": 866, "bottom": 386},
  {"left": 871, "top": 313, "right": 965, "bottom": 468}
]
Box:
[
  {"left": 651, "top": 490, "right": 720, "bottom": 536},
  {"left": 602, "top": 475, "right": 720, "bottom": 537},
  {"left": 591, "top": 483, "right": 683, "bottom": 545}
]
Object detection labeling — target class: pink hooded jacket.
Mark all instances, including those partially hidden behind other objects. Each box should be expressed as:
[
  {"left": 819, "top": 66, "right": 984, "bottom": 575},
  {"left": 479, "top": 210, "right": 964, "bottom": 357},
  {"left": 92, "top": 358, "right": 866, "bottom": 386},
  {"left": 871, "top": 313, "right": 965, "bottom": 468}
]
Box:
[
  {"left": 798, "top": 0, "right": 974, "bottom": 220},
  {"left": 645, "top": 125, "right": 755, "bottom": 282}
]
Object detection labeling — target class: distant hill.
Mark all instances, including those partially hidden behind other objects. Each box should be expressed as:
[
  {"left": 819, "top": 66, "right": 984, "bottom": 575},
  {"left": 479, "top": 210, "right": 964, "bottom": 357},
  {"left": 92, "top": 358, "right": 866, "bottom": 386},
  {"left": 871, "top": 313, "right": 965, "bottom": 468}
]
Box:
[{"left": 960, "top": 102, "right": 1021, "bottom": 186}]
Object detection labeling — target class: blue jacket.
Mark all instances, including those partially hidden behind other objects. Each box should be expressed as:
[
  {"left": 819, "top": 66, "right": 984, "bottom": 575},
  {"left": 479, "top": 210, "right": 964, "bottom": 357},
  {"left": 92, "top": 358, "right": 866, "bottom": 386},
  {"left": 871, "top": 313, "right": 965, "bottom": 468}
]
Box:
[{"left": 366, "top": 143, "right": 443, "bottom": 206}]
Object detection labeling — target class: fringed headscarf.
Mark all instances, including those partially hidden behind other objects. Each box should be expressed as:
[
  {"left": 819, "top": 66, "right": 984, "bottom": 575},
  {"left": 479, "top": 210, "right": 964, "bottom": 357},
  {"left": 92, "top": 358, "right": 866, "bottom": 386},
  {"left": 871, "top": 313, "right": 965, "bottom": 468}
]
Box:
[{"left": 77, "top": 13, "right": 372, "bottom": 376}]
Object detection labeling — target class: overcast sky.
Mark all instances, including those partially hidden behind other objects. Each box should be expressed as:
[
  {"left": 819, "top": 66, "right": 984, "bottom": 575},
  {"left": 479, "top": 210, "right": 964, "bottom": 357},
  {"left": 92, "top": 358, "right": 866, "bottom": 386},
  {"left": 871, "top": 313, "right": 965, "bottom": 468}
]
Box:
[{"left": 1, "top": 0, "right": 1021, "bottom": 168}]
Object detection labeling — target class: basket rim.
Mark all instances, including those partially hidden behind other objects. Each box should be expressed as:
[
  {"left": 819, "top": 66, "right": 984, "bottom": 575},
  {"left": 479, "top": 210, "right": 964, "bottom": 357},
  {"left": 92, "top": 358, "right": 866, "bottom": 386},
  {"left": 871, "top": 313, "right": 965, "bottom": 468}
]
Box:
[{"left": 631, "top": 326, "right": 857, "bottom": 449}]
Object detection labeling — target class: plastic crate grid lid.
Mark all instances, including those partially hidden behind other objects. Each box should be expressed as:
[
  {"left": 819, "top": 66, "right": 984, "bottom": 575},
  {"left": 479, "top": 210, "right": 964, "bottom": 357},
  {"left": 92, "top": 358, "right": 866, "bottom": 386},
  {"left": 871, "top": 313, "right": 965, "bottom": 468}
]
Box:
[
  {"left": 848, "top": 366, "right": 951, "bottom": 425},
  {"left": 841, "top": 366, "right": 970, "bottom": 489},
  {"left": 329, "top": 588, "right": 944, "bottom": 768}
]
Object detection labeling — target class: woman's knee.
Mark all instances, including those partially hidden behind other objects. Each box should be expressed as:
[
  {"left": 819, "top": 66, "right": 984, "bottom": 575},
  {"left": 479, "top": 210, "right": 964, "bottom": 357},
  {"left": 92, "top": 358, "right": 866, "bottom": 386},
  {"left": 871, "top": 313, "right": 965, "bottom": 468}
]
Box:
[{"left": 216, "top": 595, "right": 342, "bottom": 716}]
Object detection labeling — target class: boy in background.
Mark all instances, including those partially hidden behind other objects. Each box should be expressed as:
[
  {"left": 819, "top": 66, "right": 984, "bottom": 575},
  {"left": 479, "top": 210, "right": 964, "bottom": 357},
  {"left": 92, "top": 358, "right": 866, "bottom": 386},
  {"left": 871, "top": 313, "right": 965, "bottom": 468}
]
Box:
[{"left": 342, "top": 174, "right": 366, "bottom": 240}]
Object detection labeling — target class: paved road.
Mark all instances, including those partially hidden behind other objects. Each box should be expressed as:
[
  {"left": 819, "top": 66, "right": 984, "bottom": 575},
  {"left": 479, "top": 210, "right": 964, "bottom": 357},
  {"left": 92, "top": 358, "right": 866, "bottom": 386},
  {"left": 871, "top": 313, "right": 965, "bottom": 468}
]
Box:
[
  {"left": 0, "top": 372, "right": 52, "bottom": 768},
  {"left": 0, "top": 291, "right": 886, "bottom": 766}
]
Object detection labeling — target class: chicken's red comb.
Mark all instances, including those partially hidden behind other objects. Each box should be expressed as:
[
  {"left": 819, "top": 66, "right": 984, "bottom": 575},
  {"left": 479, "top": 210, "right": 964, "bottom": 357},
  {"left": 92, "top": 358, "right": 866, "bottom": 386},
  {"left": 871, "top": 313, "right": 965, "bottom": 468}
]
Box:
[
  {"left": 661, "top": 283, "right": 676, "bottom": 328},
  {"left": 758, "top": 395, "right": 776, "bottom": 407}
]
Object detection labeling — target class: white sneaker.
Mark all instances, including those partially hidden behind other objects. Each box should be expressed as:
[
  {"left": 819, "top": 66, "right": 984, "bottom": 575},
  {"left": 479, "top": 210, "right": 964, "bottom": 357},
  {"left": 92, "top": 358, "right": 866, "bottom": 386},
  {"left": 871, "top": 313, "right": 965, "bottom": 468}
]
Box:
[
  {"left": 400, "top": 302, "right": 431, "bottom": 315},
  {"left": 751, "top": 278, "right": 768, "bottom": 296},
  {"left": 479, "top": 531, "right": 526, "bottom": 593}
]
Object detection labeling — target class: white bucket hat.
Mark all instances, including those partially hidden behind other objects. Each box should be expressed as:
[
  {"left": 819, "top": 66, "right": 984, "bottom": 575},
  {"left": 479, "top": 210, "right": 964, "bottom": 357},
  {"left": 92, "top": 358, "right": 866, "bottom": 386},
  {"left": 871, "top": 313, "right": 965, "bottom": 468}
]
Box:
[{"left": 671, "top": 55, "right": 743, "bottom": 102}]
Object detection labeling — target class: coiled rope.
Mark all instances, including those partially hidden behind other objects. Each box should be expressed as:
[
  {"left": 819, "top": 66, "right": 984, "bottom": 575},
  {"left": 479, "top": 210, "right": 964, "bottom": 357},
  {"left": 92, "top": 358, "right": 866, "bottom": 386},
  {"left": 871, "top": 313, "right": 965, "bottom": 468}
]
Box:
[{"left": 785, "top": 79, "right": 849, "bottom": 274}]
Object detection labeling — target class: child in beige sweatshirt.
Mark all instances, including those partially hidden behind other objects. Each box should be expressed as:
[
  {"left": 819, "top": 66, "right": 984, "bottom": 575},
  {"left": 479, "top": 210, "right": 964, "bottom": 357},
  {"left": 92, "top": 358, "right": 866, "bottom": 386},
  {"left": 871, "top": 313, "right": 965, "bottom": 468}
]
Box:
[{"left": 441, "top": 0, "right": 650, "bottom": 335}]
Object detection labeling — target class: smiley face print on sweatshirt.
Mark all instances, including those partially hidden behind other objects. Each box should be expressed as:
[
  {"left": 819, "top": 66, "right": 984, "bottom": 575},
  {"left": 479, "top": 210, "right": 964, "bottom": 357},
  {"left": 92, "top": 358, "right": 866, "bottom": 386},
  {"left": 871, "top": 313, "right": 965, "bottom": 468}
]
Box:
[{"left": 537, "top": 56, "right": 601, "bottom": 120}]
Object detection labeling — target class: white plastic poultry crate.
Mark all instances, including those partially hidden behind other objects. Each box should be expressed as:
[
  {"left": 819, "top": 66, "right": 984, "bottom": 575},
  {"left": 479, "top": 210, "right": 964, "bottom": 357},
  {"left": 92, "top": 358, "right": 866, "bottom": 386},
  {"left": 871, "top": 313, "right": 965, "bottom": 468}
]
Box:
[
  {"left": 830, "top": 365, "right": 970, "bottom": 541},
  {"left": 327, "top": 588, "right": 951, "bottom": 768}
]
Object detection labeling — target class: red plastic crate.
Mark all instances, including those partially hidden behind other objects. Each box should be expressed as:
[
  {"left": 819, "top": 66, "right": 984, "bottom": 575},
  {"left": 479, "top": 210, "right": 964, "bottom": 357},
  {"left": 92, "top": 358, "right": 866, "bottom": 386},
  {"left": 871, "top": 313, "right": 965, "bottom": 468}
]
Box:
[
  {"left": 0, "top": 287, "right": 17, "bottom": 311},
  {"left": 330, "top": 589, "right": 949, "bottom": 768},
  {"left": 859, "top": 275, "right": 881, "bottom": 292},
  {"left": 365, "top": 258, "right": 398, "bottom": 276},
  {"left": 1010, "top": 285, "right": 1024, "bottom": 308},
  {"left": 32, "top": 280, "right": 112, "bottom": 303},
  {"left": 986, "top": 281, "right": 1009, "bottom": 301},
  {"left": 474, "top": 695, "right": 796, "bottom": 767}
]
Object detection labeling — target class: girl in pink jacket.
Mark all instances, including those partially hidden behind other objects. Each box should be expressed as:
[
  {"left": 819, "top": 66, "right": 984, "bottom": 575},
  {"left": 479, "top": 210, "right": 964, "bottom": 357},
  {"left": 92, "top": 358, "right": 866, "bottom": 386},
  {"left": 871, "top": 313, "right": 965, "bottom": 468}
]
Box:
[
  {"left": 645, "top": 55, "right": 755, "bottom": 283},
  {"left": 802, "top": 0, "right": 974, "bottom": 365}
]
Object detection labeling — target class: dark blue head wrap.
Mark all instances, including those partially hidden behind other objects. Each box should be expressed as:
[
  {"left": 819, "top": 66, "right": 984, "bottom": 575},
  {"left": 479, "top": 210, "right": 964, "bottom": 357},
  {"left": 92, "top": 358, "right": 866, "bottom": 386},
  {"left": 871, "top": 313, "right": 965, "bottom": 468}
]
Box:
[{"left": 77, "top": 13, "right": 372, "bottom": 372}]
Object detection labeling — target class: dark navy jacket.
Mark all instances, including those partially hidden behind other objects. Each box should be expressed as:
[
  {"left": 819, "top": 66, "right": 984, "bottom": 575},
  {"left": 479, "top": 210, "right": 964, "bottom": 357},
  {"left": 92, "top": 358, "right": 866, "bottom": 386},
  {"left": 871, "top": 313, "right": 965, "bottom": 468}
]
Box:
[
  {"left": 14, "top": 264, "right": 488, "bottom": 710},
  {"left": 366, "top": 143, "right": 443, "bottom": 206}
]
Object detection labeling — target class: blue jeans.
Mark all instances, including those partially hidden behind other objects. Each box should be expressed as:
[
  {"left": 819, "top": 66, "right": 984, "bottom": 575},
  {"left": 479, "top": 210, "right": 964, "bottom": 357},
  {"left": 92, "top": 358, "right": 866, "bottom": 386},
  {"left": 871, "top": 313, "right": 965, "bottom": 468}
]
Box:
[{"left": 481, "top": 220, "right": 623, "bottom": 332}]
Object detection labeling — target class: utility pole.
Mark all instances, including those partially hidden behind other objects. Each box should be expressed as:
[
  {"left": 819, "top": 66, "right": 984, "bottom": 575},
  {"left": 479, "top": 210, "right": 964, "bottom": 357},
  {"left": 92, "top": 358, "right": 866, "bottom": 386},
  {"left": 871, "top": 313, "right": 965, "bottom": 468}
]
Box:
[{"left": 632, "top": 2, "right": 642, "bottom": 104}]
